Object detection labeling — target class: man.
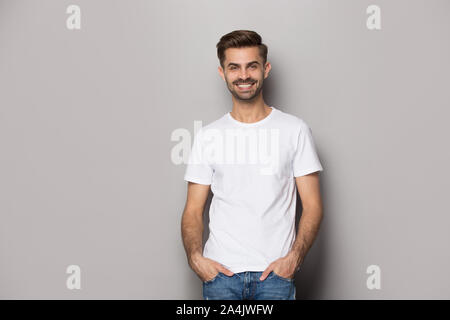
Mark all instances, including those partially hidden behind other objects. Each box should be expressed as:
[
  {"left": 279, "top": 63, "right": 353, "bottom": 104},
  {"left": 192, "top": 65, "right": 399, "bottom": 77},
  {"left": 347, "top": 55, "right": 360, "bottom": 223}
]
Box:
[{"left": 181, "top": 30, "right": 324, "bottom": 300}]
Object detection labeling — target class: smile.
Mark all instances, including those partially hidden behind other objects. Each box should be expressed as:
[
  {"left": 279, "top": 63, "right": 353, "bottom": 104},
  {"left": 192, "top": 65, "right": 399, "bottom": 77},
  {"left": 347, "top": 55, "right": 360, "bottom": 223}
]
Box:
[{"left": 236, "top": 82, "right": 255, "bottom": 91}]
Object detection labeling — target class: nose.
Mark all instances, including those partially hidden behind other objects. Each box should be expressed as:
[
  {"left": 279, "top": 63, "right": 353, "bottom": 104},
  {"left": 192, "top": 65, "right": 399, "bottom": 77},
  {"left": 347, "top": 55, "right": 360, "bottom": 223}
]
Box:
[{"left": 238, "top": 69, "right": 249, "bottom": 81}]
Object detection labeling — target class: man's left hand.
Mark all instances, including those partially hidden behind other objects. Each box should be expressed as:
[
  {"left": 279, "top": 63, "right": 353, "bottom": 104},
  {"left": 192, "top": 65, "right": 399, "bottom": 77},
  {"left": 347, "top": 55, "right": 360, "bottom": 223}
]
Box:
[{"left": 259, "top": 251, "right": 302, "bottom": 281}]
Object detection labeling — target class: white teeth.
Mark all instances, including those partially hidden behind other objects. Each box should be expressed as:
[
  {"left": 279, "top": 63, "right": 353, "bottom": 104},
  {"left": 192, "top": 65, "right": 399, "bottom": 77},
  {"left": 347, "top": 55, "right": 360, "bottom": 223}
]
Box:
[{"left": 238, "top": 84, "right": 252, "bottom": 87}]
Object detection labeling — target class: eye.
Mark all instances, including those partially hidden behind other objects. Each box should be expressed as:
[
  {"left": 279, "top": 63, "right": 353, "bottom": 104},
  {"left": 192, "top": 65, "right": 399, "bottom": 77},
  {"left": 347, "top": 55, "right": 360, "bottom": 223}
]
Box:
[{"left": 250, "top": 65, "right": 257, "bottom": 69}]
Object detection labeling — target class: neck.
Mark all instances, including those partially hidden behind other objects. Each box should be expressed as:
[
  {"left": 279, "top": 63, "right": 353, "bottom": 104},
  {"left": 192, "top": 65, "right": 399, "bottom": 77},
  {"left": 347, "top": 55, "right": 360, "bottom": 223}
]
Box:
[{"left": 230, "top": 96, "right": 271, "bottom": 124}]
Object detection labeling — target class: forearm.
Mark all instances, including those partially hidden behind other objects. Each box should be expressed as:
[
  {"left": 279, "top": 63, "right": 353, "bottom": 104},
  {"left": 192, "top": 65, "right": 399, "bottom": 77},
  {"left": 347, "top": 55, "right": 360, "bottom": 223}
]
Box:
[
  {"left": 181, "top": 211, "right": 204, "bottom": 265},
  {"left": 288, "top": 206, "right": 323, "bottom": 267}
]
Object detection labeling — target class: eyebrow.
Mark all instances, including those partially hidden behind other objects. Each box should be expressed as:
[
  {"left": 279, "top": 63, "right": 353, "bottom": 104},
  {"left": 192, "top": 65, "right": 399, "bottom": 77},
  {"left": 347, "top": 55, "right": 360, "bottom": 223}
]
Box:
[{"left": 227, "top": 61, "right": 260, "bottom": 68}]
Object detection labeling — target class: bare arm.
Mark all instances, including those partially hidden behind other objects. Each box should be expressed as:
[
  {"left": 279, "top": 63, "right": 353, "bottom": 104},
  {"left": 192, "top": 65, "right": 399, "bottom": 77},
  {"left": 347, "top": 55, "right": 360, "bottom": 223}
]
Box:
[
  {"left": 289, "top": 171, "right": 324, "bottom": 268},
  {"left": 181, "top": 182, "right": 234, "bottom": 281},
  {"left": 260, "top": 171, "right": 324, "bottom": 281},
  {"left": 181, "top": 182, "right": 210, "bottom": 265}
]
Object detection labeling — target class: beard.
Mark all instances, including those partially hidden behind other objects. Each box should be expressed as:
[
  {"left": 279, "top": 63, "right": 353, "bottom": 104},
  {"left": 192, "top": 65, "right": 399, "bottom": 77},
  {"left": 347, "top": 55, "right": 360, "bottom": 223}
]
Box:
[{"left": 227, "top": 78, "right": 264, "bottom": 101}]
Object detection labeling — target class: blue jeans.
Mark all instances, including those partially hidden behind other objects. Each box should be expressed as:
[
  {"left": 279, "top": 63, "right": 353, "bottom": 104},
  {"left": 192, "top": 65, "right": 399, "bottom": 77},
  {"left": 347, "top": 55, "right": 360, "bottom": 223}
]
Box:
[{"left": 202, "top": 271, "right": 296, "bottom": 300}]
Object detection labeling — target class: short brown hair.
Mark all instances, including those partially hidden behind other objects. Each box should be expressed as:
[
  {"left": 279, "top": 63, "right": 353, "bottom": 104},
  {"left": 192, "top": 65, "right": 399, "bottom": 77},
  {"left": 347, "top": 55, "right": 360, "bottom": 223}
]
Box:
[{"left": 216, "top": 30, "right": 268, "bottom": 69}]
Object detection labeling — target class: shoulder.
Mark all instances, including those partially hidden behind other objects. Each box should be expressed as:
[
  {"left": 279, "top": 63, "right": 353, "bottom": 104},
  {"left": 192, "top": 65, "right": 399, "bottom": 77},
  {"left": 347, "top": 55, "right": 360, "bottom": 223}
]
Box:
[
  {"left": 203, "top": 111, "right": 231, "bottom": 129},
  {"left": 274, "top": 108, "right": 311, "bottom": 132},
  {"left": 194, "top": 114, "right": 227, "bottom": 140}
]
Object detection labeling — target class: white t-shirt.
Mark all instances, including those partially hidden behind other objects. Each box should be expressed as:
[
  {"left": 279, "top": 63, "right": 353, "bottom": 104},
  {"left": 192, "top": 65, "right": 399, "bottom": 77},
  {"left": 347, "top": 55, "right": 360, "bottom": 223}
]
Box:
[{"left": 183, "top": 106, "right": 323, "bottom": 273}]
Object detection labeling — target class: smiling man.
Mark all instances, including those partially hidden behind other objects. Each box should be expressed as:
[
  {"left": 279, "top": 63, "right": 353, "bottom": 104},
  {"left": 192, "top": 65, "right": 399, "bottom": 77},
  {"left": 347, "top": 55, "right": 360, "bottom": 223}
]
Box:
[{"left": 181, "top": 30, "right": 324, "bottom": 300}]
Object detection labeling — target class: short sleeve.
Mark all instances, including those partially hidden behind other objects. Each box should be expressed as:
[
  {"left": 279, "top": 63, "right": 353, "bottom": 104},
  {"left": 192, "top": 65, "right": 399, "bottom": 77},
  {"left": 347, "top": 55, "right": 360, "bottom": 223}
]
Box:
[
  {"left": 292, "top": 121, "right": 324, "bottom": 177},
  {"left": 184, "top": 129, "right": 213, "bottom": 185}
]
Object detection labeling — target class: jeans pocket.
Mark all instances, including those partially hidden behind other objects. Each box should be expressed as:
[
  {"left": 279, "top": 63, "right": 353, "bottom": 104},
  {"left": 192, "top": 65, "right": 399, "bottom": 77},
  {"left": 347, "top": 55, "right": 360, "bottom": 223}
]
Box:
[
  {"left": 272, "top": 271, "right": 294, "bottom": 282},
  {"left": 203, "top": 272, "right": 222, "bottom": 284}
]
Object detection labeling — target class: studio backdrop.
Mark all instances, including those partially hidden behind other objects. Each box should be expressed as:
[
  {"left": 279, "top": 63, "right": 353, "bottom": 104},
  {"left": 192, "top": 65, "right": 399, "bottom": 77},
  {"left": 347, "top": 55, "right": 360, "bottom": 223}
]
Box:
[{"left": 0, "top": 0, "right": 449, "bottom": 299}]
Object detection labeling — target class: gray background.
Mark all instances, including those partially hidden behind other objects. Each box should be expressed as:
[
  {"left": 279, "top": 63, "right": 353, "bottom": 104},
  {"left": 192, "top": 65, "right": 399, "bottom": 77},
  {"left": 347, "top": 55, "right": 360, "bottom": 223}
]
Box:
[{"left": 1, "top": 0, "right": 449, "bottom": 299}]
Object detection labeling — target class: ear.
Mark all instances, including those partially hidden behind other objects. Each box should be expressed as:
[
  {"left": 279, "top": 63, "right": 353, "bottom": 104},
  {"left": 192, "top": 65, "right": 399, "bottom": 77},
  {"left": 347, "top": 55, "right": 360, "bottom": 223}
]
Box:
[
  {"left": 218, "top": 65, "right": 225, "bottom": 81},
  {"left": 264, "top": 62, "right": 272, "bottom": 79}
]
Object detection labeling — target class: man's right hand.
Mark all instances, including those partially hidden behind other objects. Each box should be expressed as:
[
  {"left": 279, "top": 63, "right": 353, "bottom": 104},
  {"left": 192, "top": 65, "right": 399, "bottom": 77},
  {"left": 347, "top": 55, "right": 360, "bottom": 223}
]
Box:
[{"left": 189, "top": 253, "right": 234, "bottom": 282}]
